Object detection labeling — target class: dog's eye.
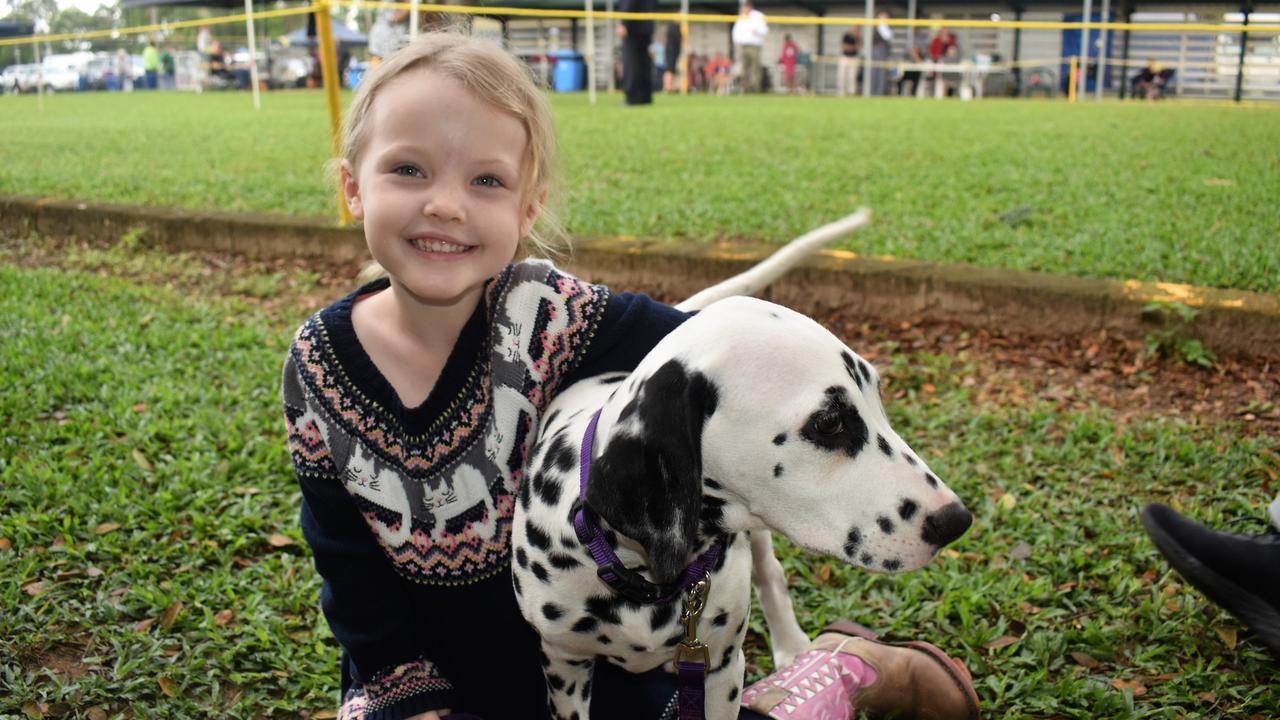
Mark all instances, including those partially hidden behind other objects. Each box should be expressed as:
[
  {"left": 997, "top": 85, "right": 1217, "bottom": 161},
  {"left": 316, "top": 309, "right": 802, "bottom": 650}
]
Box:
[{"left": 814, "top": 412, "right": 843, "bottom": 435}]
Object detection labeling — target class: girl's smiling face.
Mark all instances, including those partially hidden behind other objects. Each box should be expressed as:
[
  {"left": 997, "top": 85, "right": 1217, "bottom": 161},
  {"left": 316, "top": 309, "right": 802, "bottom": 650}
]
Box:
[{"left": 342, "top": 67, "right": 540, "bottom": 308}]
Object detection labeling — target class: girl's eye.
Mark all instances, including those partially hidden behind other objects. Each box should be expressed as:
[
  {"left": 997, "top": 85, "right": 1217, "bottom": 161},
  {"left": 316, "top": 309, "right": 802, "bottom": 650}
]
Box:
[
  {"left": 394, "top": 165, "right": 422, "bottom": 178},
  {"left": 473, "top": 175, "right": 504, "bottom": 188}
]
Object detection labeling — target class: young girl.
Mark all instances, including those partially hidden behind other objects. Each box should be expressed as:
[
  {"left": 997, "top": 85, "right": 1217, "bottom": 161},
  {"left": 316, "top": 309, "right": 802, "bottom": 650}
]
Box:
[{"left": 282, "top": 31, "right": 978, "bottom": 720}]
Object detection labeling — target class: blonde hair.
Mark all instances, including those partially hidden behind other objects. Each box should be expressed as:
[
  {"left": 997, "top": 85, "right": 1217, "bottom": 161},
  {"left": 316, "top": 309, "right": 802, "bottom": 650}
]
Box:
[{"left": 339, "top": 30, "right": 567, "bottom": 282}]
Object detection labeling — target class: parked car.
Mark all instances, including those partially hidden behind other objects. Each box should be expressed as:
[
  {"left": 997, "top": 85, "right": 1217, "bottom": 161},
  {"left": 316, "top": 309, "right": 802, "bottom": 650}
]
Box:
[{"left": 40, "top": 54, "right": 85, "bottom": 92}]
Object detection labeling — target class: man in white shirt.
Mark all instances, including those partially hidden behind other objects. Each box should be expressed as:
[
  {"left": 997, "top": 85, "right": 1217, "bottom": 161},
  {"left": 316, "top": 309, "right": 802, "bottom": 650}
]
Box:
[
  {"left": 870, "top": 10, "right": 893, "bottom": 95},
  {"left": 731, "top": 0, "right": 768, "bottom": 93}
]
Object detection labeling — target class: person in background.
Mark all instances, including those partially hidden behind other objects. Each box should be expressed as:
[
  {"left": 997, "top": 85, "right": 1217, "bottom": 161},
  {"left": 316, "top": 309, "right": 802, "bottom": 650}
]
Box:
[
  {"left": 1142, "top": 499, "right": 1280, "bottom": 661},
  {"left": 928, "top": 27, "right": 957, "bottom": 97},
  {"left": 142, "top": 40, "right": 160, "bottom": 90},
  {"left": 114, "top": 48, "right": 134, "bottom": 93},
  {"left": 368, "top": 6, "right": 409, "bottom": 66},
  {"left": 662, "top": 21, "right": 682, "bottom": 93},
  {"left": 897, "top": 31, "right": 926, "bottom": 97},
  {"left": 837, "top": 25, "right": 860, "bottom": 97},
  {"left": 778, "top": 32, "right": 799, "bottom": 93},
  {"left": 618, "top": 0, "right": 656, "bottom": 104},
  {"left": 870, "top": 10, "right": 892, "bottom": 95},
  {"left": 731, "top": 0, "right": 768, "bottom": 93},
  {"left": 160, "top": 44, "right": 176, "bottom": 90}
]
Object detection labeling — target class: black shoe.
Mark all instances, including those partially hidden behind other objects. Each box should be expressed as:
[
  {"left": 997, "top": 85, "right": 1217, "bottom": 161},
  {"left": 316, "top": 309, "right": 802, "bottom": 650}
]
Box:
[{"left": 1141, "top": 503, "right": 1280, "bottom": 660}]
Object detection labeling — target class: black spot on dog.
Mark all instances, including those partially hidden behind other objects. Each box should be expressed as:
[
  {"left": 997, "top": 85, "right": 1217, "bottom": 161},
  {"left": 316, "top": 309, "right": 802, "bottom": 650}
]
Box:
[
  {"left": 542, "top": 603, "right": 564, "bottom": 621},
  {"left": 571, "top": 616, "right": 598, "bottom": 633},
  {"left": 527, "top": 523, "right": 552, "bottom": 551},
  {"left": 857, "top": 359, "right": 874, "bottom": 387},
  {"left": 547, "top": 673, "right": 565, "bottom": 691},
  {"left": 728, "top": 687, "right": 739, "bottom": 703},
  {"left": 843, "top": 527, "right": 862, "bottom": 557},
  {"left": 546, "top": 434, "right": 577, "bottom": 473},
  {"left": 518, "top": 473, "right": 533, "bottom": 510},
  {"left": 925, "top": 472, "right": 940, "bottom": 488},
  {"left": 877, "top": 434, "right": 893, "bottom": 458},
  {"left": 772, "top": 433, "right": 787, "bottom": 445},
  {"left": 650, "top": 602, "right": 676, "bottom": 631},
  {"left": 582, "top": 678, "right": 592, "bottom": 699},
  {"left": 800, "top": 386, "right": 869, "bottom": 459},
  {"left": 700, "top": 496, "right": 726, "bottom": 536},
  {"left": 617, "top": 395, "right": 640, "bottom": 423},
  {"left": 705, "top": 478, "right": 722, "bottom": 490},
  {"left": 716, "top": 645, "right": 736, "bottom": 672},
  {"left": 600, "top": 375, "right": 626, "bottom": 385},
  {"left": 882, "top": 558, "right": 903, "bottom": 571},
  {"left": 734, "top": 619, "right": 745, "bottom": 636},
  {"left": 516, "top": 547, "right": 529, "bottom": 568},
  {"left": 549, "top": 552, "right": 582, "bottom": 570},
  {"left": 774, "top": 463, "right": 784, "bottom": 478},
  {"left": 877, "top": 516, "right": 895, "bottom": 534},
  {"left": 630, "top": 644, "right": 647, "bottom": 653},
  {"left": 712, "top": 610, "right": 729, "bottom": 627},
  {"left": 534, "top": 473, "right": 562, "bottom": 506},
  {"left": 905, "top": 454, "right": 919, "bottom": 466},
  {"left": 565, "top": 682, "right": 576, "bottom": 698},
  {"left": 860, "top": 552, "right": 874, "bottom": 565},
  {"left": 664, "top": 634, "right": 682, "bottom": 647},
  {"left": 841, "top": 351, "right": 863, "bottom": 389},
  {"left": 585, "top": 596, "right": 622, "bottom": 625},
  {"left": 569, "top": 712, "right": 579, "bottom": 720},
  {"left": 898, "top": 499, "right": 919, "bottom": 521},
  {"left": 560, "top": 535, "right": 578, "bottom": 550},
  {"left": 532, "top": 562, "right": 550, "bottom": 583},
  {"left": 513, "top": 574, "right": 522, "bottom": 596},
  {"left": 597, "top": 634, "right": 612, "bottom": 645},
  {"left": 544, "top": 409, "right": 561, "bottom": 427}
]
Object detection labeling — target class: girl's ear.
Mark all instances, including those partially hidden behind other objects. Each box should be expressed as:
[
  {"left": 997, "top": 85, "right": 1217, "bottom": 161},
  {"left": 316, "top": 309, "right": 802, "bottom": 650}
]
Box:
[
  {"left": 340, "top": 161, "right": 364, "bottom": 220},
  {"left": 520, "top": 185, "right": 548, "bottom": 238}
]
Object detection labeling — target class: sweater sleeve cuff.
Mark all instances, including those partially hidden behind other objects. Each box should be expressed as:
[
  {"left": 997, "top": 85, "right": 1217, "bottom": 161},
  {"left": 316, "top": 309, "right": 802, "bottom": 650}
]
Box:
[{"left": 349, "top": 657, "right": 457, "bottom": 720}]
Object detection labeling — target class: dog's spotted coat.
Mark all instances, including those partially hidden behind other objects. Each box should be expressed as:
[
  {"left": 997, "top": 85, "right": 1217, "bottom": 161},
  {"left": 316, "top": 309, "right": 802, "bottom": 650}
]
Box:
[{"left": 513, "top": 296, "right": 972, "bottom": 720}]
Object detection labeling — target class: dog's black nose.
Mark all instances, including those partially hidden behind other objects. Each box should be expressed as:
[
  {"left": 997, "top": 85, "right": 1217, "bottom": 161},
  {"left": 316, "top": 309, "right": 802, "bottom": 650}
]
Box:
[{"left": 921, "top": 502, "right": 972, "bottom": 547}]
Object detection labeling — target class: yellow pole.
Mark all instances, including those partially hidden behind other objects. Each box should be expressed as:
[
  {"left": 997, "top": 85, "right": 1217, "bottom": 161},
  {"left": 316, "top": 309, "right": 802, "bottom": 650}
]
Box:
[
  {"left": 679, "top": 17, "right": 689, "bottom": 94},
  {"left": 1068, "top": 55, "right": 1078, "bottom": 102},
  {"left": 314, "top": 0, "right": 351, "bottom": 225}
]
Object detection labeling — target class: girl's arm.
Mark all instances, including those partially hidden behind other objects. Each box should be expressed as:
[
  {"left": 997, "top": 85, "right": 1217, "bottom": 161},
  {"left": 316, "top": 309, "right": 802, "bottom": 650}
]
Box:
[{"left": 284, "top": 355, "right": 459, "bottom": 720}]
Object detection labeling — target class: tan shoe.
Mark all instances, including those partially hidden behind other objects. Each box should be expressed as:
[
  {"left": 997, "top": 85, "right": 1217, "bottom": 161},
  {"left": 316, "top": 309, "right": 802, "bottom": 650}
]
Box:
[{"left": 812, "top": 621, "right": 980, "bottom": 720}]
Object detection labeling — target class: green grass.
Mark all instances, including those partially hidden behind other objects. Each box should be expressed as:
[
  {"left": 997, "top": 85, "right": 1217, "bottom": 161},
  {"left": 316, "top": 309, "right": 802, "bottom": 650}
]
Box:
[
  {"left": 1, "top": 91, "right": 1278, "bottom": 293},
  {"left": 3, "top": 237, "right": 1278, "bottom": 718}
]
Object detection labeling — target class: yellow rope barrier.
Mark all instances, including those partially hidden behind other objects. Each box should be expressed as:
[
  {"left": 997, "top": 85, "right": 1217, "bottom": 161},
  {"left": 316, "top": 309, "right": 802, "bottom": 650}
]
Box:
[{"left": 2, "top": 1, "right": 1276, "bottom": 47}]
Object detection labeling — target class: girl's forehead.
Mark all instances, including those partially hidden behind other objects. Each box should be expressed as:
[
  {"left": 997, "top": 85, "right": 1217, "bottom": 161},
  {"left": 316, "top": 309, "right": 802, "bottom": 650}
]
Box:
[{"left": 368, "top": 67, "right": 528, "bottom": 155}]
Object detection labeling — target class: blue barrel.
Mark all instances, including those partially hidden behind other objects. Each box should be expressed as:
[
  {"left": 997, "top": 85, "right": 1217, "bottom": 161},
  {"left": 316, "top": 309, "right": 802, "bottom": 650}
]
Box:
[{"left": 551, "top": 50, "right": 584, "bottom": 92}]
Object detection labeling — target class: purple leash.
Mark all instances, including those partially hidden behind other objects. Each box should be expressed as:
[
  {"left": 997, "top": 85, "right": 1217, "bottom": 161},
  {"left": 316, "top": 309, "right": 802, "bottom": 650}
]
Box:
[{"left": 572, "top": 409, "right": 723, "bottom": 719}]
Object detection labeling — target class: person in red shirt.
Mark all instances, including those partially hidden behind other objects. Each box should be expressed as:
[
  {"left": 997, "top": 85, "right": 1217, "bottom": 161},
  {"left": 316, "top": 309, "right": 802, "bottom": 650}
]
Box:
[{"left": 778, "top": 33, "right": 800, "bottom": 93}]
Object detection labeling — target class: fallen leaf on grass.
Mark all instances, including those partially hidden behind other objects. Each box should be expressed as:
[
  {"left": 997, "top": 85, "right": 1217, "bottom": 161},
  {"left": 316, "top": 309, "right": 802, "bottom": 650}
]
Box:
[
  {"left": 997, "top": 493, "right": 1017, "bottom": 511},
  {"left": 22, "top": 702, "right": 47, "bottom": 719},
  {"left": 1111, "top": 678, "right": 1147, "bottom": 696},
  {"left": 0, "top": 537, "right": 11, "bottom": 550},
  {"left": 134, "top": 618, "right": 155, "bottom": 633},
  {"left": 131, "top": 449, "right": 152, "bottom": 472},
  {"left": 983, "top": 635, "right": 1020, "bottom": 650},
  {"left": 86, "top": 566, "right": 103, "bottom": 577},
  {"left": 1198, "top": 691, "right": 1216, "bottom": 702},
  {"left": 1009, "top": 541, "right": 1032, "bottom": 560},
  {"left": 312, "top": 711, "right": 339, "bottom": 720},
  {"left": 22, "top": 580, "right": 48, "bottom": 596},
  {"left": 213, "top": 609, "right": 234, "bottom": 625},
  {"left": 1215, "top": 626, "right": 1238, "bottom": 650},
  {"left": 94, "top": 522, "right": 121, "bottom": 535},
  {"left": 268, "top": 533, "right": 294, "bottom": 548},
  {"left": 157, "top": 676, "right": 180, "bottom": 698},
  {"left": 85, "top": 707, "right": 108, "bottom": 720},
  {"left": 159, "top": 600, "right": 183, "bottom": 628},
  {"left": 1070, "top": 651, "right": 1099, "bottom": 669},
  {"left": 816, "top": 563, "right": 832, "bottom": 584},
  {"left": 131, "top": 402, "right": 148, "bottom": 413}
]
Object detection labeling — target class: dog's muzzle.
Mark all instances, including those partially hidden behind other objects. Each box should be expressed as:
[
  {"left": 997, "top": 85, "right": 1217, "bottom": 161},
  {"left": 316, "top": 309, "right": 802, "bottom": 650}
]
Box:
[{"left": 921, "top": 503, "right": 973, "bottom": 547}]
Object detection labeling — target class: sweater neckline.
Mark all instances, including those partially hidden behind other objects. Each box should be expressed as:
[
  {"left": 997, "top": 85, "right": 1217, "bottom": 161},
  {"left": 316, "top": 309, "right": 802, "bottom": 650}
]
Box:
[{"left": 322, "top": 277, "right": 490, "bottom": 434}]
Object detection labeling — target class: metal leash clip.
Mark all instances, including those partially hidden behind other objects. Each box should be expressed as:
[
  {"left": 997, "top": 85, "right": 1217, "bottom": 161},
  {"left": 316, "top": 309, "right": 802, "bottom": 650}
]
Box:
[{"left": 673, "top": 573, "right": 711, "bottom": 673}]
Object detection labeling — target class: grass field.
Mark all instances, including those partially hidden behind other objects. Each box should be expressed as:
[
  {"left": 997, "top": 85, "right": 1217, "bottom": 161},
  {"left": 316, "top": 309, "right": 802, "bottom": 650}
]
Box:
[
  {"left": 1, "top": 91, "right": 1278, "bottom": 293},
  {"left": 3, "top": 236, "right": 1278, "bottom": 718}
]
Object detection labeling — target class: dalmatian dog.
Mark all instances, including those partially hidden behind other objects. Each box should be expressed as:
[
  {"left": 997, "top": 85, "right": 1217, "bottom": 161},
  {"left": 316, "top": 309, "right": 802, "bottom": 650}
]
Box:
[{"left": 512, "top": 211, "right": 973, "bottom": 720}]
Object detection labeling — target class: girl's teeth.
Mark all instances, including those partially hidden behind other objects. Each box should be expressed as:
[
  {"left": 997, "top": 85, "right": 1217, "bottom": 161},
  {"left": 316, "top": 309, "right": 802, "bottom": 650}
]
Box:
[{"left": 413, "top": 239, "right": 468, "bottom": 253}]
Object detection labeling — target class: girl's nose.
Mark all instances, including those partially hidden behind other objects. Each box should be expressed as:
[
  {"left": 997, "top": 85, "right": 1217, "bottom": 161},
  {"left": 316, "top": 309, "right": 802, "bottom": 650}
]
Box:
[{"left": 421, "top": 183, "right": 465, "bottom": 223}]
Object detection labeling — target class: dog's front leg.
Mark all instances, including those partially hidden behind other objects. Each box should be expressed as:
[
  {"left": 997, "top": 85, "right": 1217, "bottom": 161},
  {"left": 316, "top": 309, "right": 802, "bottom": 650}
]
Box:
[
  {"left": 703, "top": 644, "right": 747, "bottom": 720},
  {"left": 751, "top": 530, "right": 810, "bottom": 667},
  {"left": 540, "top": 643, "right": 594, "bottom": 720}
]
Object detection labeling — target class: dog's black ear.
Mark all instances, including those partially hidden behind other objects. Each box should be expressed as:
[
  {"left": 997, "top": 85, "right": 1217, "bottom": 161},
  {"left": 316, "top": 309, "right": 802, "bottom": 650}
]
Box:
[{"left": 587, "top": 359, "right": 718, "bottom": 585}]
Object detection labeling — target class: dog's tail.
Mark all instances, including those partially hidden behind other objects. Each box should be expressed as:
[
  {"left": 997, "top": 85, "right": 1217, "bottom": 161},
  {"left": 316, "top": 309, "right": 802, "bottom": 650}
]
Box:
[{"left": 674, "top": 207, "right": 872, "bottom": 312}]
